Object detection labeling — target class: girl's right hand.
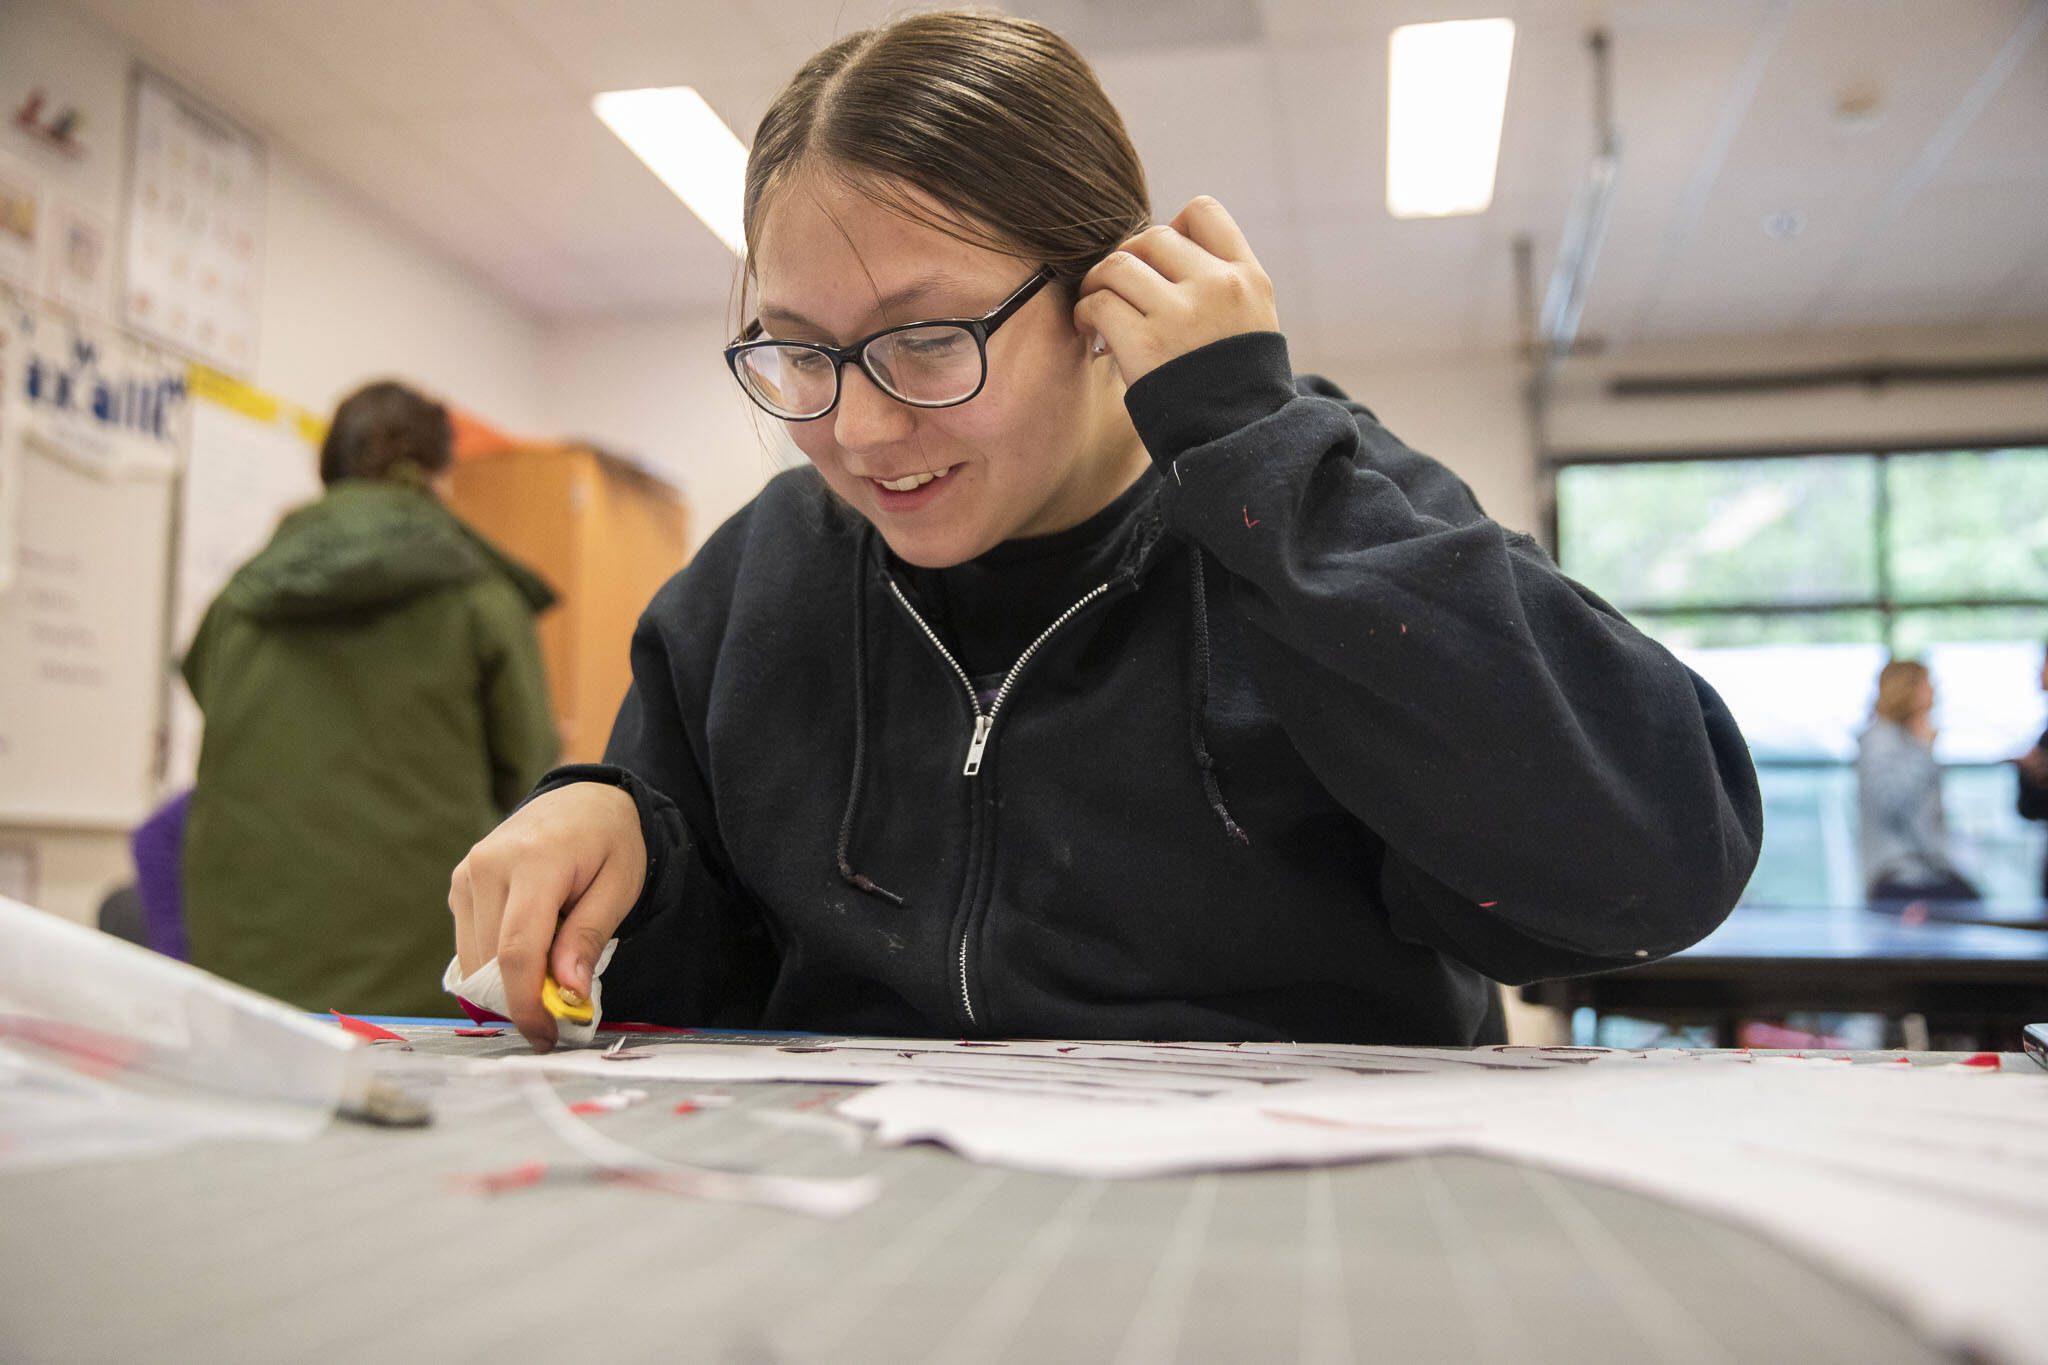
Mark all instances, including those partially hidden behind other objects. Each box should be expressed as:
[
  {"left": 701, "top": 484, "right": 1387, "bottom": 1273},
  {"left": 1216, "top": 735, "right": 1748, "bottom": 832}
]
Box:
[{"left": 448, "top": 781, "right": 646, "bottom": 1051}]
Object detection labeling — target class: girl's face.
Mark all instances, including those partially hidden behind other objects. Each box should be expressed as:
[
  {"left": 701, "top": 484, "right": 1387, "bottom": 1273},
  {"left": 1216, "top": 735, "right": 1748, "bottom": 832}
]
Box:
[{"left": 750, "top": 173, "right": 1144, "bottom": 567}]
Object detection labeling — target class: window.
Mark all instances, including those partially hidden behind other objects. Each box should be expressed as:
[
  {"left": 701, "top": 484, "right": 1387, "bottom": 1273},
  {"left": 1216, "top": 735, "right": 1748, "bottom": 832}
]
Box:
[{"left": 1555, "top": 447, "right": 2048, "bottom": 905}]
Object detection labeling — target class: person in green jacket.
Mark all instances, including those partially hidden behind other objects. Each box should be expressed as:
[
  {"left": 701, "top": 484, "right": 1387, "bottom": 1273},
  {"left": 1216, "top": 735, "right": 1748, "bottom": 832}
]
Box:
[{"left": 181, "top": 380, "right": 558, "bottom": 1016}]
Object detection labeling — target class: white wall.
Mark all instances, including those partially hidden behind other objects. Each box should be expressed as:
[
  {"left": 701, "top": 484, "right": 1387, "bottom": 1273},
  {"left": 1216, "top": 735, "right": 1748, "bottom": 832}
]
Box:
[
  {"left": 256, "top": 155, "right": 546, "bottom": 430},
  {"left": 1314, "top": 351, "right": 1538, "bottom": 536},
  {"left": 1, "top": 0, "right": 550, "bottom": 925},
  {"left": 539, "top": 310, "right": 782, "bottom": 556}
]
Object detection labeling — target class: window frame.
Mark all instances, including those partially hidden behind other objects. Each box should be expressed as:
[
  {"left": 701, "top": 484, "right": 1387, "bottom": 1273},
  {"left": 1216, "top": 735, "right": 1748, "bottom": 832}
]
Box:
[{"left": 1543, "top": 437, "right": 2048, "bottom": 906}]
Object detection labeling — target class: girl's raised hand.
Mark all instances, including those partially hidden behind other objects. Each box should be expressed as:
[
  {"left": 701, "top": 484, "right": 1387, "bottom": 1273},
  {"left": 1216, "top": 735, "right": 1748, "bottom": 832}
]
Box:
[{"left": 1073, "top": 196, "right": 1278, "bottom": 387}]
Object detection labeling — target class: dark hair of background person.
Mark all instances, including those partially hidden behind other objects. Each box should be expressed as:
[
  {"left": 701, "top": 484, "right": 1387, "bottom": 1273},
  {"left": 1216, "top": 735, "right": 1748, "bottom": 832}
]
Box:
[
  {"left": 739, "top": 10, "right": 1152, "bottom": 317},
  {"left": 318, "top": 380, "right": 455, "bottom": 486},
  {"left": 1872, "top": 658, "right": 1931, "bottom": 726}
]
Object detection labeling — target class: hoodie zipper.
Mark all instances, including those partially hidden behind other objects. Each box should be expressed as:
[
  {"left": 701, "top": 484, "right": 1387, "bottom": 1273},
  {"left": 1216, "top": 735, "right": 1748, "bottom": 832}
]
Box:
[{"left": 885, "top": 576, "right": 1116, "bottom": 1026}]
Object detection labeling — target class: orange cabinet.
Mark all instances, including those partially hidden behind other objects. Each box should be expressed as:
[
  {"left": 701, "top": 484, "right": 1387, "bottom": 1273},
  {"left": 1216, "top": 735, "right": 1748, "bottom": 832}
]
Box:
[{"left": 449, "top": 445, "right": 688, "bottom": 763}]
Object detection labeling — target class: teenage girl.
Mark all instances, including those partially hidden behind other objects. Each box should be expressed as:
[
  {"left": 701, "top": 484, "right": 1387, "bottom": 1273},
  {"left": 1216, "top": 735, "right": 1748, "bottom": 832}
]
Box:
[{"left": 448, "top": 11, "right": 1762, "bottom": 1050}]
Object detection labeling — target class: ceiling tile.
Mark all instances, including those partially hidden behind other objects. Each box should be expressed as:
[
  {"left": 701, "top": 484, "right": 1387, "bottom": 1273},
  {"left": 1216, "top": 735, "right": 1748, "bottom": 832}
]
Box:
[
  {"left": 236, "top": 0, "right": 573, "bottom": 113},
  {"left": 1268, "top": 42, "right": 1383, "bottom": 214},
  {"left": 1939, "top": 28, "right": 2048, "bottom": 184},
  {"left": 1986, "top": 251, "right": 2048, "bottom": 323},
  {"left": 1819, "top": 180, "right": 2048, "bottom": 328},
  {"left": 412, "top": 107, "right": 720, "bottom": 254},
  {"left": 1712, "top": 0, "right": 2029, "bottom": 193},
  {"left": 284, "top": 111, "right": 552, "bottom": 273},
  {"left": 490, "top": 0, "right": 803, "bottom": 124},
  {"left": 1634, "top": 179, "right": 1867, "bottom": 338},
  {"left": 68, "top": 0, "right": 361, "bottom": 139},
  {"left": 1092, "top": 46, "right": 1290, "bottom": 217}
]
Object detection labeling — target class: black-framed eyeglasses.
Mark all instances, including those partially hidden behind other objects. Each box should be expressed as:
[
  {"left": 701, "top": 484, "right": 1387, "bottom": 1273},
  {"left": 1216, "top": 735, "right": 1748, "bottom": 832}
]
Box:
[{"left": 724, "top": 268, "right": 1054, "bottom": 421}]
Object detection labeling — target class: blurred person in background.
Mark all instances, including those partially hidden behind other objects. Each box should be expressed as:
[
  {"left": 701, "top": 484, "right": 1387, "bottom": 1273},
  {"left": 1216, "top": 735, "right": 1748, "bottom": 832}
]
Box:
[
  {"left": 1857, "top": 658, "right": 1981, "bottom": 907},
  {"left": 181, "top": 380, "right": 558, "bottom": 1015},
  {"left": 2015, "top": 640, "right": 2048, "bottom": 899}
]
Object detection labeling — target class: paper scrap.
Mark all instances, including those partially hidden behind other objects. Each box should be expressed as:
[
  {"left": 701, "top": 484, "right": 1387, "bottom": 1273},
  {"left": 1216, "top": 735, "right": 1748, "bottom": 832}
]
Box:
[
  {"left": 748, "top": 1107, "right": 866, "bottom": 1152},
  {"left": 520, "top": 1079, "right": 876, "bottom": 1219},
  {"left": 328, "top": 1011, "right": 409, "bottom": 1045}
]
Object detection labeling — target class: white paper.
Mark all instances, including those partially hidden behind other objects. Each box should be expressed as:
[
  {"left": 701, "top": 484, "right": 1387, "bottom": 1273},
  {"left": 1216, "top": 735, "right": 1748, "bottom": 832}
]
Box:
[
  {"left": 839, "top": 1058, "right": 2048, "bottom": 1365},
  {"left": 492, "top": 1035, "right": 1584, "bottom": 1098}
]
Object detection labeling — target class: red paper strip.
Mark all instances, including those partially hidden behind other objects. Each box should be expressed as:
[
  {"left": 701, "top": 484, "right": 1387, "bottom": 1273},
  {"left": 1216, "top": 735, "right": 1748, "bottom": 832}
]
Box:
[
  {"left": 328, "top": 1010, "right": 409, "bottom": 1043},
  {"left": 453, "top": 1027, "right": 505, "bottom": 1037},
  {"left": 1958, "top": 1052, "right": 2002, "bottom": 1069},
  {"left": 453, "top": 1161, "right": 549, "bottom": 1194}
]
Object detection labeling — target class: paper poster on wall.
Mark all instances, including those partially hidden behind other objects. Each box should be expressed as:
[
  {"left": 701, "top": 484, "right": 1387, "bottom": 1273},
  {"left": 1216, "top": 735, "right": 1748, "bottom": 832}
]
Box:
[
  {"left": 0, "top": 293, "right": 187, "bottom": 827},
  {"left": 121, "top": 69, "right": 264, "bottom": 375},
  {"left": 0, "top": 153, "right": 41, "bottom": 290},
  {"left": 41, "top": 199, "right": 112, "bottom": 318},
  {"left": 0, "top": 290, "right": 19, "bottom": 593},
  {"left": 164, "top": 369, "right": 323, "bottom": 788},
  {"left": 10, "top": 294, "right": 185, "bottom": 481}
]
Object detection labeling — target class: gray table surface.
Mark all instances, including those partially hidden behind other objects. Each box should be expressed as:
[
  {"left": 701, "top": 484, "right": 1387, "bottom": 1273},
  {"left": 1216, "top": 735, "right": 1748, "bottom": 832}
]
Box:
[{"left": 1, "top": 1027, "right": 2001, "bottom": 1365}]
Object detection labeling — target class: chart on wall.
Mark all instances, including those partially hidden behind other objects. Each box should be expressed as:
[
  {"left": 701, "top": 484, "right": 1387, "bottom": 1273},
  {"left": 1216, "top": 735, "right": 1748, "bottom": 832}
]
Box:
[
  {"left": 0, "top": 151, "right": 42, "bottom": 294},
  {"left": 121, "top": 69, "right": 264, "bottom": 376},
  {"left": 0, "top": 290, "right": 189, "bottom": 827}
]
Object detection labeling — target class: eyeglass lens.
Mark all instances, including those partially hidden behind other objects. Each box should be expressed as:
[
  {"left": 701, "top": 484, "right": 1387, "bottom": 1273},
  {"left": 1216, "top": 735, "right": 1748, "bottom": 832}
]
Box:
[{"left": 736, "top": 324, "right": 984, "bottom": 418}]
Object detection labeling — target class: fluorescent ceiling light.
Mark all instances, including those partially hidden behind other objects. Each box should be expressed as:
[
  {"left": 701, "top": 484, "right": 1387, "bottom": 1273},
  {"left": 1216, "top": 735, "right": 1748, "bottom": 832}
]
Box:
[
  {"left": 593, "top": 87, "right": 748, "bottom": 254},
  {"left": 1387, "top": 18, "right": 1516, "bottom": 219}
]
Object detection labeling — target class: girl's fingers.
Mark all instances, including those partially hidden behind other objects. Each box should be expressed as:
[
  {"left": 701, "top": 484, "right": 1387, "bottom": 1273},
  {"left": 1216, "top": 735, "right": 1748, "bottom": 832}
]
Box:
[
  {"left": 1117, "top": 223, "right": 1215, "bottom": 284},
  {"left": 1169, "top": 195, "right": 1258, "bottom": 267},
  {"left": 496, "top": 864, "right": 574, "bottom": 1051},
  {"left": 1071, "top": 287, "right": 1144, "bottom": 356},
  {"left": 449, "top": 860, "right": 479, "bottom": 977},
  {"left": 1078, "top": 247, "right": 1175, "bottom": 317},
  {"left": 548, "top": 853, "right": 641, "bottom": 996}
]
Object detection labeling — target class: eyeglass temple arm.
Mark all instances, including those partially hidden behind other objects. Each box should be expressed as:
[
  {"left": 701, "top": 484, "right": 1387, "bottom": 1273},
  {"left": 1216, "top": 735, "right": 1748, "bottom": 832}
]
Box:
[{"left": 982, "top": 267, "right": 1056, "bottom": 331}]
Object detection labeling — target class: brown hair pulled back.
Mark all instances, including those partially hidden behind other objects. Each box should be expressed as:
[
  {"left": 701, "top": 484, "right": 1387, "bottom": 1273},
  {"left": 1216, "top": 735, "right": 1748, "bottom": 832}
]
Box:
[
  {"left": 319, "top": 380, "right": 453, "bottom": 486},
  {"left": 1873, "top": 658, "right": 1931, "bottom": 725},
  {"left": 742, "top": 10, "right": 1151, "bottom": 312}
]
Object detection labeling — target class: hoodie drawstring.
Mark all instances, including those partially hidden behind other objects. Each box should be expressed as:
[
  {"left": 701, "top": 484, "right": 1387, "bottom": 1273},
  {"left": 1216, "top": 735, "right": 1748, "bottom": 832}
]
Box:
[
  {"left": 835, "top": 526, "right": 905, "bottom": 906},
  {"left": 1187, "top": 547, "right": 1251, "bottom": 846}
]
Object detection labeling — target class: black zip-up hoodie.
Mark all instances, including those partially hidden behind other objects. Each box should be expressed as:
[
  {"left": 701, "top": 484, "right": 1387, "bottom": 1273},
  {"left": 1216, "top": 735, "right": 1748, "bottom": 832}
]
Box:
[{"left": 542, "top": 333, "right": 1762, "bottom": 1044}]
